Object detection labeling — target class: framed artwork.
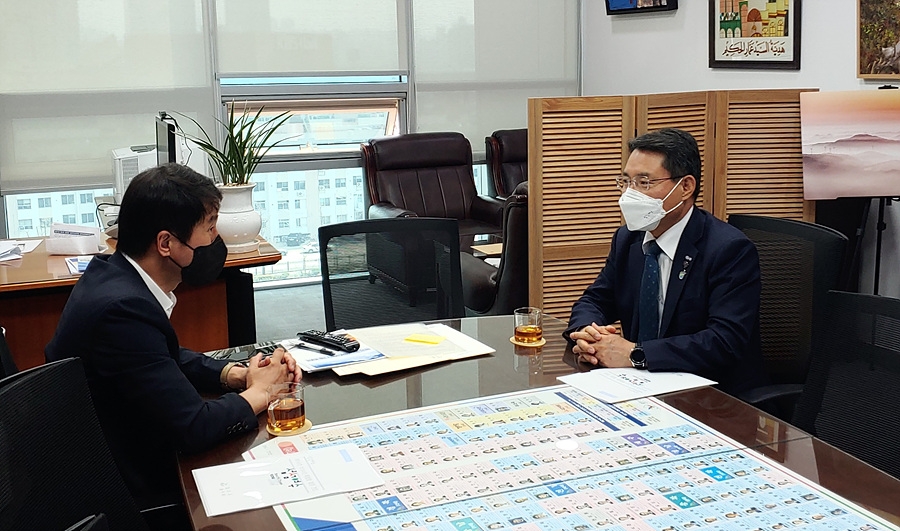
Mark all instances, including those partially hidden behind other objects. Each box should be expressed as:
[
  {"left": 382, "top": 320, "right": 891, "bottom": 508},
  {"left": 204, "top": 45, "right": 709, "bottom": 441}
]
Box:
[
  {"left": 606, "top": 0, "right": 677, "bottom": 15},
  {"left": 709, "top": 0, "right": 801, "bottom": 70},
  {"left": 858, "top": 0, "right": 900, "bottom": 79}
]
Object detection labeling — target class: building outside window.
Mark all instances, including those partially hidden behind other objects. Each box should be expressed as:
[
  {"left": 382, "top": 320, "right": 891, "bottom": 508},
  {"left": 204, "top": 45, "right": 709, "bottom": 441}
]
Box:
[
  {"left": 319, "top": 198, "right": 330, "bottom": 207},
  {"left": 278, "top": 219, "right": 289, "bottom": 228},
  {"left": 80, "top": 193, "right": 93, "bottom": 204},
  {"left": 18, "top": 219, "right": 33, "bottom": 231},
  {"left": 17, "top": 199, "right": 30, "bottom": 210},
  {"left": 38, "top": 197, "right": 51, "bottom": 208},
  {"left": 337, "top": 214, "right": 348, "bottom": 222},
  {"left": 335, "top": 178, "right": 347, "bottom": 188},
  {"left": 61, "top": 195, "right": 75, "bottom": 205},
  {"left": 277, "top": 200, "right": 289, "bottom": 210},
  {"left": 62, "top": 214, "right": 76, "bottom": 224},
  {"left": 276, "top": 181, "right": 288, "bottom": 191},
  {"left": 81, "top": 213, "right": 94, "bottom": 224},
  {"left": 336, "top": 197, "right": 347, "bottom": 206}
]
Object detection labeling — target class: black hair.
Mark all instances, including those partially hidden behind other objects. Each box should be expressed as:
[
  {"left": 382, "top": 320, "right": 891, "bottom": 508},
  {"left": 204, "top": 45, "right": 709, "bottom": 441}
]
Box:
[
  {"left": 628, "top": 128, "right": 702, "bottom": 200},
  {"left": 116, "top": 163, "right": 221, "bottom": 258}
]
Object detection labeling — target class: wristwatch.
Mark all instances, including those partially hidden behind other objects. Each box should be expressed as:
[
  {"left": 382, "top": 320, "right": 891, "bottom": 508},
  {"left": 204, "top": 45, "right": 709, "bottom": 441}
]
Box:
[{"left": 630, "top": 343, "right": 648, "bottom": 370}]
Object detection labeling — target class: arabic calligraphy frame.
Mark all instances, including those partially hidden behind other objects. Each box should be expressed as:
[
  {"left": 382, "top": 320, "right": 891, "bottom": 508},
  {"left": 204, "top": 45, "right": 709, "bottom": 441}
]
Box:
[{"left": 708, "top": 0, "right": 801, "bottom": 70}]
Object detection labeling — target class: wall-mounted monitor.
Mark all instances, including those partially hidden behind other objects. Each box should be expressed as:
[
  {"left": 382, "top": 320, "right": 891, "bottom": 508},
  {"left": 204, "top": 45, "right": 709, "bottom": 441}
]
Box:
[
  {"left": 606, "top": 0, "right": 677, "bottom": 15},
  {"left": 156, "top": 114, "right": 177, "bottom": 165}
]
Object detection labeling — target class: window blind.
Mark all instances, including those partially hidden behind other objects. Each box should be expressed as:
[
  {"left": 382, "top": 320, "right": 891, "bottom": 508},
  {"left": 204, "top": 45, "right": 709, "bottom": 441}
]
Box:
[{"left": 0, "top": 0, "right": 216, "bottom": 192}]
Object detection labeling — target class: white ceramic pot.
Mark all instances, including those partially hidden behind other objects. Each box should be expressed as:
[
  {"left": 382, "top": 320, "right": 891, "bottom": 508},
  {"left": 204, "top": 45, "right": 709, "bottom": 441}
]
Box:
[{"left": 216, "top": 183, "right": 261, "bottom": 254}]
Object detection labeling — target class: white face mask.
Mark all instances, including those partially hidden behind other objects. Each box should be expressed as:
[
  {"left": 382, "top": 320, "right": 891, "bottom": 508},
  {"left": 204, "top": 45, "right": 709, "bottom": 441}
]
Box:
[{"left": 618, "top": 177, "right": 685, "bottom": 232}]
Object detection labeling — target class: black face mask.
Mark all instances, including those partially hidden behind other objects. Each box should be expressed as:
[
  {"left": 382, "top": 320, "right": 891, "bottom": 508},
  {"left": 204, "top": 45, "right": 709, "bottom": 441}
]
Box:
[{"left": 171, "top": 235, "right": 227, "bottom": 286}]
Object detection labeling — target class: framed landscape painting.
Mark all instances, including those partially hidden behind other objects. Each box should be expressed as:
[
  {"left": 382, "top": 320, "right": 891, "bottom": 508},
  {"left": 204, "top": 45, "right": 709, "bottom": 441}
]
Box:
[
  {"left": 859, "top": 0, "right": 900, "bottom": 79},
  {"left": 606, "top": 0, "right": 677, "bottom": 15},
  {"left": 709, "top": 0, "right": 801, "bottom": 69}
]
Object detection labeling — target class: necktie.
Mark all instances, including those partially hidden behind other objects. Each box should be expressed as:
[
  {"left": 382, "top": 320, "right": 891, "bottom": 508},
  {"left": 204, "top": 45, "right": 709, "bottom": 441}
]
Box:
[{"left": 638, "top": 240, "right": 663, "bottom": 342}]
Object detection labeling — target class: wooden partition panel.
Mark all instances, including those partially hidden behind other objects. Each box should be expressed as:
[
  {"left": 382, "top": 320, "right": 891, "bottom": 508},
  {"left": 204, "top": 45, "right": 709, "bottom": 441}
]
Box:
[
  {"left": 713, "top": 89, "right": 817, "bottom": 221},
  {"left": 529, "top": 89, "right": 816, "bottom": 319},
  {"left": 636, "top": 91, "right": 717, "bottom": 213},
  {"left": 527, "top": 96, "right": 633, "bottom": 320}
]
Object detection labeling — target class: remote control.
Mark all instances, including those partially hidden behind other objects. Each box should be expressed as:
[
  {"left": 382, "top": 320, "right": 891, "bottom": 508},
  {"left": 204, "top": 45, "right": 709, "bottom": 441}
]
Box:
[{"left": 297, "top": 330, "right": 360, "bottom": 352}]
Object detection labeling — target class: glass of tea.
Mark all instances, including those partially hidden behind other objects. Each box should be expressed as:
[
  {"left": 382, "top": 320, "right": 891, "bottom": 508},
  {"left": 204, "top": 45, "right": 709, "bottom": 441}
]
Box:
[
  {"left": 266, "top": 382, "right": 307, "bottom": 436},
  {"left": 514, "top": 306, "right": 543, "bottom": 345}
]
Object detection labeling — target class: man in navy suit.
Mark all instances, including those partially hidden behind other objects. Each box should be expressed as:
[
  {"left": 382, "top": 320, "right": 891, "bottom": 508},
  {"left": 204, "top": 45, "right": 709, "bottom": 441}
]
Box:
[
  {"left": 46, "top": 164, "right": 301, "bottom": 518},
  {"left": 565, "top": 129, "right": 765, "bottom": 395}
]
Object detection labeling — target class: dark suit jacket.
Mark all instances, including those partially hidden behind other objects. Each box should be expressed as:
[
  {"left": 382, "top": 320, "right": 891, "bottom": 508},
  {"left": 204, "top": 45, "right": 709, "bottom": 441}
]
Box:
[
  {"left": 45, "top": 252, "right": 257, "bottom": 509},
  {"left": 565, "top": 208, "right": 765, "bottom": 395}
]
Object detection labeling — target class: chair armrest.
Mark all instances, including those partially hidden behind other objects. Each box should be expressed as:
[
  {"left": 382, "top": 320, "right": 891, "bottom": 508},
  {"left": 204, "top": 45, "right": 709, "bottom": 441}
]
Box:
[
  {"left": 460, "top": 252, "right": 499, "bottom": 313},
  {"left": 738, "top": 383, "right": 805, "bottom": 420},
  {"left": 469, "top": 195, "right": 505, "bottom": 227},
  {"left": 368, "top": 203, "right": 417, "bottom": 219},
  {"left": 738, "top": 383, "right": 804, "bottom": 407}
]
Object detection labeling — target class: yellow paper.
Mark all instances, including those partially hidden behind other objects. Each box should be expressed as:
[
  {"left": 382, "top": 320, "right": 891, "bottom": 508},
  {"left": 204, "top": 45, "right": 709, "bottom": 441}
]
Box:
[{"left": 404, "top": 333, "right": 445, "bottom": 345}]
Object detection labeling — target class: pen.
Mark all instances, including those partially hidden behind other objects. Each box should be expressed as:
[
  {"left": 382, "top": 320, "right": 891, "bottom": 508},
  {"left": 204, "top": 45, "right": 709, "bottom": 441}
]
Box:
[{"left": 294, "top": 340, "right": 337, "bottom": 356}]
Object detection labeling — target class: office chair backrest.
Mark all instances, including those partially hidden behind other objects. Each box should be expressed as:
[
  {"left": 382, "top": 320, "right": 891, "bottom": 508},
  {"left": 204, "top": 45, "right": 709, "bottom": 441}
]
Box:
[
  {"left": 0, "top": 358, "right": 148, "bottom": 531},
  {"left": 491, "top": 193, "right": 529, "bottom": 315},
  {"left": 362, "top": 132, "right": 478, "bottom": 219},
  {"left": 793, "top": 290, "right": 900, "bottom": 480},
  {"left": 0, "top": 327, "right": 17, "bottom": 379},
  {"left": 728, "top": 214, "right": 847, "bottom": 385},
  {"left": 318, "top": 218, "right": 465, "bottom": 331},
  {"left": 486, "top": 129, "right": 528, "bottom": 198}
]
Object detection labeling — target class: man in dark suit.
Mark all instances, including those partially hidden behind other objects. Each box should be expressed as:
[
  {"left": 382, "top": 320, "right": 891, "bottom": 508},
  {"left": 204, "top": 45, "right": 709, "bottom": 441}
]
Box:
[
  {"left": 565, "top": 128, "right": 765, "bottom": 395},
  {"left": 46, "top": 164, "right": 301, "bottom": 519}
]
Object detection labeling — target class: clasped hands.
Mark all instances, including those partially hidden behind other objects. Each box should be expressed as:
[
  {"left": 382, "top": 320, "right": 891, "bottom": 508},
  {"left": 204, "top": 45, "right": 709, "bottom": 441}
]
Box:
[
  {"left": 229, "top": 348, "right": 304, "bottom": 414},
  {"left": 570, "top": 322, "right": 635, "bottom": 368},
  {"left": 245, "top": 347, "right": 302, "bottom": 387}
]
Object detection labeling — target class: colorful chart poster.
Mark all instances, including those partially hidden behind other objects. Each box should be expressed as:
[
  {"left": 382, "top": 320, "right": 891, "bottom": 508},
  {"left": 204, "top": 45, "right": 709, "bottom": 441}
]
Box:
[{"left": 245, "top": 386, "right": 899, "bottom": 531}]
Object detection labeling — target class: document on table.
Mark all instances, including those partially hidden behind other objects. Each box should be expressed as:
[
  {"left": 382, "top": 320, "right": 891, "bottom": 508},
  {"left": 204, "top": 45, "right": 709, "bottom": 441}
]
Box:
[
  {"left": 558, "top": 369, "right": 715, "bottom": 403},
  {"left": 472, "top": 242, "right": 503, "bottom": 257},
  {"left": 332, "top": 323, "right": 495, "bottom": 376},
  {"left": 45, "top": 223, "right": 103, "bottom": 255},
  {"left": 0, "top": 240, "right": 22, "bottom": 262},
  {"left": 279, "top": 337, "right": 386, "bottom": 373},
  {"left": 193, "top": 443, "right": 383, "bottom": 517}
]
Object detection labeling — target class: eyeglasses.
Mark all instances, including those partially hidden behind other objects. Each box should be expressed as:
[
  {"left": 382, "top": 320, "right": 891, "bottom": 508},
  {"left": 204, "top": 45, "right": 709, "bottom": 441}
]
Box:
[{"left": 615, "top": 175, "right": 675, "bottom": 191}]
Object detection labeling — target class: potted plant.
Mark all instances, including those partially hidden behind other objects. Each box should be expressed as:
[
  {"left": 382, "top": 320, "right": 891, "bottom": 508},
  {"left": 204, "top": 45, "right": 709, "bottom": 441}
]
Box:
[{"left": 176, "top": 103, "right": 293, "bottom": 253}]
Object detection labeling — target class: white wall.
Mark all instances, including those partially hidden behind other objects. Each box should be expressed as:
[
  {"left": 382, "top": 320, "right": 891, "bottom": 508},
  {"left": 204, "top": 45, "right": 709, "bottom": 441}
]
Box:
[{"left": 582, "top": 0, "right": 900, "bottom": 297}]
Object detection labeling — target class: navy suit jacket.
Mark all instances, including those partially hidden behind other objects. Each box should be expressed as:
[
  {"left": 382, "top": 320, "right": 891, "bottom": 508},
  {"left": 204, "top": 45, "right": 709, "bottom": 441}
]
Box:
[
  {"left": 45, "top": 252, "right": 257, "bottom": 509},
  {"left": 565, "top": 208, "right": 766, "bottom": 395}
]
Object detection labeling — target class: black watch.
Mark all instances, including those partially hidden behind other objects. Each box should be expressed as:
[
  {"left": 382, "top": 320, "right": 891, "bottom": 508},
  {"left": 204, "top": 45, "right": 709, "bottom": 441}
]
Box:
[{"left": 630, "top": 343, "right": 648, "bottom": 370}]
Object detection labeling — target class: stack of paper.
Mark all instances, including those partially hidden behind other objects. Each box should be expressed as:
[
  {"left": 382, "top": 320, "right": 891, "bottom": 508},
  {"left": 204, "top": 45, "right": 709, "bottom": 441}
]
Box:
[
  {"left": 558, "top": 368, "right": 716, "bottom": 403},
  {"left": 45, "top": 223, "right": 103, "bottom": 255},
  {"left": 0, "top": 241, "right": 22, "bottom": 262},
  {"left": 332, "top": 323, "right": 495, "bottom": 376},
  {"left": 280, "top": 337, "right": 386, "bottom": 373},
  {"left": 192, "top": 443, "right": 383, "bottom": 517}
]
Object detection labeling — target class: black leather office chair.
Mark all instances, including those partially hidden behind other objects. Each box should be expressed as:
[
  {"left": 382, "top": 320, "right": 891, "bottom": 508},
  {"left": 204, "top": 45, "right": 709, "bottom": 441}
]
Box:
[
  {"left": 461, "top": 186, "right": 529, "bottom": 316},
  {"left": 0, "top": 358, "right": 149, "bottom": 531},
  {"left": 362, "top": 132, "right": 503, "bottom": 305},
  {"left": 486, "top": 129, "right": 528, "bottom": 198},
  {"left": 0, "top": 327, "right": 17, "bottom": 379},
  {"left": 728, "top": 214, "right": 848, "bottom": 417},
  {"left": 792, "top": 290, "right": 900, "bottom": 480},
  {"left": 318, "top": 218, "right": 465, "bottom": 331}
]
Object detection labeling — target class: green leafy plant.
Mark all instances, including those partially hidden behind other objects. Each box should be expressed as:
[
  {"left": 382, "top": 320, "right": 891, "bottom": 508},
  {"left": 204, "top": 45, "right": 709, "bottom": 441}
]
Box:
[{"left": 175, "top": 103, "right": 293, "bottom": 186}]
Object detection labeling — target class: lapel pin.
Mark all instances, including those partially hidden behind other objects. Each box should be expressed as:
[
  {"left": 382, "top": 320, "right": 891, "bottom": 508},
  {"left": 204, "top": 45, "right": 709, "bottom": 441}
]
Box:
[{"left": 679, "top": 256, "right": 693, "bottom": 280}]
